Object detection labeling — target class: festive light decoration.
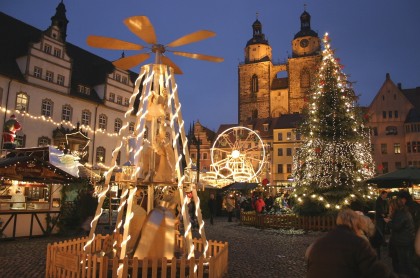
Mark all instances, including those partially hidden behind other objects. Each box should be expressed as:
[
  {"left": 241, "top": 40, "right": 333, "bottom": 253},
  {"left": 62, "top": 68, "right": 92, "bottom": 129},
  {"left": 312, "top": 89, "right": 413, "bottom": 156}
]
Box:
[
  {"left": 292, "top": 33, "right": 375, "bottom": 210},
  {"left": 201, "top": 126, "right": 266, "bottom": 186}
]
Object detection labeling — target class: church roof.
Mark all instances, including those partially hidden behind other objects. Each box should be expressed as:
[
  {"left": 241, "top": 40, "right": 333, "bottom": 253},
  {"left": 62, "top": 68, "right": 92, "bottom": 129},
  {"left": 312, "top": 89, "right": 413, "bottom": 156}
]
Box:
[
  {"left": 246, "top": 18, "right": 269, "bottom": 47},
  {"left": 294, "top": 10, "right": 318, "bottom": 39}
]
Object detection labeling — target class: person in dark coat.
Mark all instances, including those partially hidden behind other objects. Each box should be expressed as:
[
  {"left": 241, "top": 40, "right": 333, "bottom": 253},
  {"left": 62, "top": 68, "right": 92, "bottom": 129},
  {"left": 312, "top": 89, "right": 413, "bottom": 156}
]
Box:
[
  {"left": 306, "top": 208, "right": 399, "bottom": 278},
  {"left": 387, "top": 198, "right": 418, "bottom": 278},
  {"left": 375, "top": 190, "right": 389, "bottom": 237},
  {"left": 208, "top": 193, "right": 217, "bottom": 225}
]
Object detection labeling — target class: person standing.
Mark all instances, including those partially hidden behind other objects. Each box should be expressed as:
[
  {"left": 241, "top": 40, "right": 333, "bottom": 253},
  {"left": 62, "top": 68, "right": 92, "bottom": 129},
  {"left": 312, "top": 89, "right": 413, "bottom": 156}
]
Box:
[
  {"left": 208, "top": 193, "right": 217, "bottom": 225},
  {"left": 375, "top": 190, "right": 389, "bottom": 238},
  {"left": 254, "top": 195, "right": 266, "bottom": 214},
  {"left": 225, "top": 195, "right": 235, "bottom": 222},
  {"left": 386, "top": 198, "right": 417, "bottom": 278},
  {"left": 306, "top": 209, "right": 399, "bottom": 278}
]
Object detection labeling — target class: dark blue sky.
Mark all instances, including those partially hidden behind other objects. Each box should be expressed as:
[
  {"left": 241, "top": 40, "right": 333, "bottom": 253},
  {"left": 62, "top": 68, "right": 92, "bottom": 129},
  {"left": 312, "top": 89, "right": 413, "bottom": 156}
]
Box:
[{"left": 2, "top": 0, "right": 419, "bottom": 131}]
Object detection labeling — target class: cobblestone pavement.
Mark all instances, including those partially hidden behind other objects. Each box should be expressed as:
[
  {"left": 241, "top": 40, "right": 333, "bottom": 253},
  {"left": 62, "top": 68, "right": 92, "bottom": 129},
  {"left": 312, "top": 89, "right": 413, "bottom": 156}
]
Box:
[{"left": 0, "top": 217, "right": 393, "bottom": 278}]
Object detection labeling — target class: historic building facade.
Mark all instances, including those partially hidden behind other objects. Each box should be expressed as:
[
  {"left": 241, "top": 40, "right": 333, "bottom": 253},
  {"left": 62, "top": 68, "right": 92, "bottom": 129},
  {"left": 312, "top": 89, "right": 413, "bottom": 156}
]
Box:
[
  {"left": 0, "top": 3, "right": 137, "bottom": 169},
  {"left": 367, "top": 73, "right": 420, "bottom": 174}
]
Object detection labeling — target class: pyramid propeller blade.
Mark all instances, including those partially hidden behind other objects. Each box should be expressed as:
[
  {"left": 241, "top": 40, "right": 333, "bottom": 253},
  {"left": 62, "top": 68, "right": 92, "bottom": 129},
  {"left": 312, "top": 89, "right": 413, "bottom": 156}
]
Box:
[
  {"left": 172, "top": 51, "right": 224, "bottom": 63},
  {"left": 124, "top": 16, "right": 157, "bottom": 45},
  {"left": 166, "top": 30, "right": 216, "bottom": 48},
  {"left": 113, "top": 53, "right": 150, "bottom": 70},
  {"left": 161, "top": 56, "right": 183, "bottom": 74},
  {"left": 86, "top": 35, "right": 143, "bottom": 50}
]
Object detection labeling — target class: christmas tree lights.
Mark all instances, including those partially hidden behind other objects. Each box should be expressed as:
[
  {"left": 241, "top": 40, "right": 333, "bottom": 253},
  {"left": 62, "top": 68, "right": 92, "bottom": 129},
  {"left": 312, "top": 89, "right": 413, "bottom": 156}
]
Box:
[{"left": 292, "top": 33, "right": 375, "bottom": 212}]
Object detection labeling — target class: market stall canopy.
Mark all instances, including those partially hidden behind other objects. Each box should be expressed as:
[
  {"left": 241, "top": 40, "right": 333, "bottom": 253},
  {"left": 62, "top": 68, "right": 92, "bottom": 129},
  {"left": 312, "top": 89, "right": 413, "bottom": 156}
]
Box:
[
  {"left": 0, "top": 156, "right": 77, "bottom": 183},
  {"left": 366, "top": 167, "right": 420, "bottom": 188},
  {"left": 223, "top": 182, "right": 259, "bottom": 191}
]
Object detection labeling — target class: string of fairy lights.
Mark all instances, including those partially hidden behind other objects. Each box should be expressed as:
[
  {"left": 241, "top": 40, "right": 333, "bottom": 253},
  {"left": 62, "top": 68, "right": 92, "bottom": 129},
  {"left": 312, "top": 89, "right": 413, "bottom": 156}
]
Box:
[{"left": 292, "top": 33, "right": 376, "bottom": 209}]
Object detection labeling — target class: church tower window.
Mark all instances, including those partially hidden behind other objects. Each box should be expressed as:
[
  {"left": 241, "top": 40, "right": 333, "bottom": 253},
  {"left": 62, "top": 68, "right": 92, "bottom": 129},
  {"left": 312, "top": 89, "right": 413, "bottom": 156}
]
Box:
[
  {"left": 300, "top": 69, "right": 310, "bottom": 88},
  {"left": 251, "top": 74, "right": 259, "bottom": 94}
]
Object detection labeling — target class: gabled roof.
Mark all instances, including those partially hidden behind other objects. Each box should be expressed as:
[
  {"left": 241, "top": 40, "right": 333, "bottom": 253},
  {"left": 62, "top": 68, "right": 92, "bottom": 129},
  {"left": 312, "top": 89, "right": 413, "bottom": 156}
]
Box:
[{"left": 0, "top": 12, "right": 137, "bottom": 103}]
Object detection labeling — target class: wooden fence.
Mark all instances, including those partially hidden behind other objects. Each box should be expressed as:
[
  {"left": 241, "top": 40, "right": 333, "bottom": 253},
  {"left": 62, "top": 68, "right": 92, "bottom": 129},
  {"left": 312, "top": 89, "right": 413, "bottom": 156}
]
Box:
[
  {"left": 240, "top": 213, "right": 336, "bottom": 231},
  {"left": 46, "top": 234, "right": 228, "bottom": 278}
]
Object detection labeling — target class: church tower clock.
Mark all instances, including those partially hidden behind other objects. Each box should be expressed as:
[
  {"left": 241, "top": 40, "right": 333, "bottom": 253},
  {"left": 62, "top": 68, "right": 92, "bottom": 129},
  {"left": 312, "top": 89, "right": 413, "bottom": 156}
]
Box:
[
  {"left": 238, "top": 17, "right": 273, "bottom": 124},
  {"left": 288, "top": 9, "right": 321, "bottom": 113}
]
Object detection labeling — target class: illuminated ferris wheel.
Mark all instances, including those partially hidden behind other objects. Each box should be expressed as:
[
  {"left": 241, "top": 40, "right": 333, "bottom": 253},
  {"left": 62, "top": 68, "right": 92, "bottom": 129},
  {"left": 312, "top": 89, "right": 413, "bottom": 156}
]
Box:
[{"left": 209, "top": 126, "right": 266, "bottom": 183}]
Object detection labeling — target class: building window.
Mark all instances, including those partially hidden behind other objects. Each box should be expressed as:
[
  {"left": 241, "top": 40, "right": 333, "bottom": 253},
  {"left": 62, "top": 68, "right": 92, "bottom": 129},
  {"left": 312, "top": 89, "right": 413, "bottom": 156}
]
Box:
[
  {"left": 385, "top": 126, "right": 397, "bottom": 135},
  {"left": 394, "top": 111, "right": 399, "bottom": 118},
  {"left": 34, "top": 66, "right": 42, "bottom": 78},
  {"left": 99, "top": 114, "right": 107, "bottom": 130},
  {"left": 15, "top": 134, "right": 26, "bottom": 148},
  {"left": 77, "top": 85, "right": 91, "bottom": 95},
  {"left": 278, "top": 133, "right": 283, "bottom": 141},
  {"left": 388, "top": 111, "right": 393, "bottom": 118},
  {"left": 109, "top": 93, "right": 115, "bottom": 102},
  {"left": 394, "top": 143, "right": 401, "bottom": 154},
  {"left": 381, "top": 143, "right": 387, "bottom": 154},
  {"left": 61, "top": 104, "right": 72, "bottom": 121},
  {"left": 117, "top": 96, "right": 123, "bottom": 105},
  {"left": 57, "top": 74, "right": 65, "bottom": 85},
  {"left": 129, "top": 122, "right": 135, "bottom": 132},
  {"left": 287, "top": 132, "right": 292, "bottom": 140},
  {"left": 38, "top": 136, "right": 51, "bottom": 146},
  {"left": 251, "top": 74, "right": 258, "bottom": 94},
  {"left": 382, "top": 111, "right": 386, "bottom": 119},
  {"left": 15, "top": 92, "right": 29, "bottom": 112},
  {"left": 286, "top": 148, "right": 292, "bottom": 156},
  {"left": 81, "top": 110, "right": 91, "bottom": 126},
  {"left": 408, "top": 142, "right": 411, "bottom": 153},
  {"left": 395, "top": 162, "right": 402, "bottom": 169},
  {"left": 300, "top": 69, "right": 310, "bottom": 88},
  {"left": 372, "top": 127, "right": 378, "bottom": 136},
  {"left": 124, "top": 97, "right": 129, "bottom": 106},
  {"left": 46, "top": 71, "right": 54, "bottom": 82},
  {"left": 203, "top": 153, "right": 208, "bottom": 160},
  {"left": 53, "top": 48, "right": 61, "bottom": 58},
  {"left": 286, "top": 164, "right": 292, "bottom": 173},
  {"left": 114, "top": 118, "right": 122, "bottom": 133},
  {"left": 44, "top": 43, "right": 52, "bottom": 54},
  {"left": 277, "top": 148, "right": 283, "bottom": 156},
  {"left": 41, "top": 99, "right": 53, "bottom": 117},
  {"left": 277, "top": 164, "right": 283, "bottom": 174},
  {"left": 122, "top": 76, "right": 128, "bottom": 84},
  {"left": 191, "top": 153, "right": 196, "bottom": 159},
  {"left": 296, "top": 132, "right": 301, "bottom": 141},
  {"left": 96, "top": 147, "right": 105, "bottom": 163},
  {"left": 115, "top": 74, "right": 121, "bottom": 82}
]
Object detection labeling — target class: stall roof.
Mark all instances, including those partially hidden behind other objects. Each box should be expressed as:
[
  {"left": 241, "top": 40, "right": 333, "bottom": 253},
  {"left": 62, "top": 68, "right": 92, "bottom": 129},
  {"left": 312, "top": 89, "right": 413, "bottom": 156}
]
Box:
[
  {"left": 223, "top": 182, "right": 259, "bottom": 191},
  {"left": 366, "top": 167, "right": 420, "bottom": 188},
  {"left": 0, "top": 156, "right": 78, "bottom": 183}
]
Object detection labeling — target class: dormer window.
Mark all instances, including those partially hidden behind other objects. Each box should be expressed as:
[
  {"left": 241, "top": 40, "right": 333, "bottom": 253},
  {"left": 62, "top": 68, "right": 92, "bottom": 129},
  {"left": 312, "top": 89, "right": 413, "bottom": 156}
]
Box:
[
  {"left": 115, "top": 74, "right": 121, "bottom": 82},
  {"left": 44, "top": 43, "right": 52, "bottom": 54},
  {"left": 53, "top": 48, "right": 61, "bottom": 58},
  {"left": 77, "top": 85, "right": 91, "bottom": 95},
  {"left": 122, "top": 76, "right": 128, "bottom": 84}
]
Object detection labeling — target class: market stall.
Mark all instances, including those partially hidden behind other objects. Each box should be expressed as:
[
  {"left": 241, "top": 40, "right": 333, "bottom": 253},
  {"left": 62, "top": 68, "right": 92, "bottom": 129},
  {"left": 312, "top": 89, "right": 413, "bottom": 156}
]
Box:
[{"left": 0, "top": 147, "right": 79, "bottom": 239}]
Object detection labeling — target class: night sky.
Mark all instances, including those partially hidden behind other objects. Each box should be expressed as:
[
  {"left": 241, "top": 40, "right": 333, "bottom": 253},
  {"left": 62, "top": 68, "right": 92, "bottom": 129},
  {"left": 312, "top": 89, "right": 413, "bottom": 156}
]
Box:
[{"left": 2, "top": 0, "right": 419, "bottom": 131}]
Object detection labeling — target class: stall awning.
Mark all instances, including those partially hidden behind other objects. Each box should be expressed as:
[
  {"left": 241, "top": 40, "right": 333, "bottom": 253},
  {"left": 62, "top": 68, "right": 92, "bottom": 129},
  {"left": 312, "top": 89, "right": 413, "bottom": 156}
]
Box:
[
  {"left": 223, "top": 182, "right": 259, "bottom": 191},
  {"left": 366, "top": 167, "right": 420, "bottom": 188},
  {"left": 0, "top": 156, "right": 78, "bottom": 183}
]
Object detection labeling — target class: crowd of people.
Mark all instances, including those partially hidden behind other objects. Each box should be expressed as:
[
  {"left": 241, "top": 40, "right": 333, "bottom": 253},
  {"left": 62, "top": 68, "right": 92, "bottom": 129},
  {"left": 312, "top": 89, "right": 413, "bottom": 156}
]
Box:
[{"left": 306, "top": 190, "right": 420, "bottom": 278}]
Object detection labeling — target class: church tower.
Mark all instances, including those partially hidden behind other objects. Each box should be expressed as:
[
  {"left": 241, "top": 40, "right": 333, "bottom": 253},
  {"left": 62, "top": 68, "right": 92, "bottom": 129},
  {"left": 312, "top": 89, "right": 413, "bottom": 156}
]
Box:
[
  {"left": 238, "top": 9, "right": 322, "bottom": 125},
  {"left": 238, "top": 16, "right": 274, "bottom": 124},
  {"left": 288, "top": 9, "right": 321, "bottom": 113}
]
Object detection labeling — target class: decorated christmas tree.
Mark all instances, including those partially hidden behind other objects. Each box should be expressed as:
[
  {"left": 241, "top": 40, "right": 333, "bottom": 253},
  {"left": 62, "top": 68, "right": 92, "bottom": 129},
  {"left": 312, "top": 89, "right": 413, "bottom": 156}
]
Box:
[{"left": 292, "top": 33, "right": 375, "bottom": 215}]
